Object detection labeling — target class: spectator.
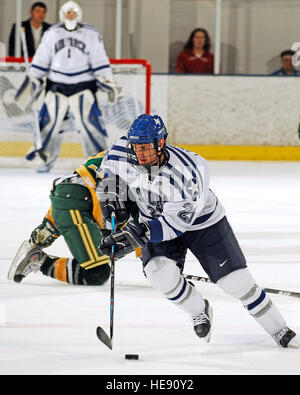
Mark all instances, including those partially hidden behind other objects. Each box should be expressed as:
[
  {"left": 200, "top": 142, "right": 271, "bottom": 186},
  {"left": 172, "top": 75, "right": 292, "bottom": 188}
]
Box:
[
  {"left": 8, "top": 2, "right": 51, "bottom": 58},
  {"left": 271, "top": 50, "right": 300, "bottom": 76},
  {"left": 176, "top": 28, "right": 214, "bottom": 74}
]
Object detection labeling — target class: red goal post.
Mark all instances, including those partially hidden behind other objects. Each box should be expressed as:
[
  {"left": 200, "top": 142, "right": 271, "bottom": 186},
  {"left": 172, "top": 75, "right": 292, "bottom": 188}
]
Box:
[{"left": 110, "top": 58, "right": 151, "bottom": 115}]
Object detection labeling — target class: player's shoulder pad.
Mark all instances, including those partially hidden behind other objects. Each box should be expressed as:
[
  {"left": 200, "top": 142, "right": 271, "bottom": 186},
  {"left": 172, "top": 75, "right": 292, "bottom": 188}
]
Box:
[
  {"left": 81, "top": 23, "right": 101, "bottom": 33},
  {"left": 81, "top": 23, "right": 103, "bottom": 41},
  {"left": 47, "top": 23, "right": 65, "bottom": 32},
  {"left": 112, "top": 135, "right": 128, "bottom": 148}
]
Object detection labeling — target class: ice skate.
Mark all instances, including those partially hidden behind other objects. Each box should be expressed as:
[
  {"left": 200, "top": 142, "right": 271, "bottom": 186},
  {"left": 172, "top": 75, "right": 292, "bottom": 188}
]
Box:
[
  {"left": 36, "top": 152, "right": 56, "bottom": 173},
  {"left": 8, "top": 240, "right": 47, "bottom": 283},
  {"left": 191, "top": 299, "right": 213, "bottom": 343},
  {"left": 273, "top": 326, "right": 300, "bottom": 349}
]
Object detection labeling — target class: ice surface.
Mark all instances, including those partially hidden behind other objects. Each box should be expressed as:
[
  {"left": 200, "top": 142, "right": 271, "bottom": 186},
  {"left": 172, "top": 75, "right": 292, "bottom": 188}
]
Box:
[{"left": 0, "top": 161, "right": 300, "bottom": 375}]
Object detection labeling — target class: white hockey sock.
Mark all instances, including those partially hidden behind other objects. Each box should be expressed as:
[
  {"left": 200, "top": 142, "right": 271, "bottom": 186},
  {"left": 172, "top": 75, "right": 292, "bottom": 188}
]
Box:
[
  {"left": 144, "top": 256, "right": 205, "bottom": 315},
  {"left": 217, "top": 268, "right": 286, "bottom": 336}
]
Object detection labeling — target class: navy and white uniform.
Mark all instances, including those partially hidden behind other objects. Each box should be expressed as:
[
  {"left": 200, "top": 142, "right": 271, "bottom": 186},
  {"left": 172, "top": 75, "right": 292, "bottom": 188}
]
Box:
[
  {"left": 27, "top": 23, "right": 112, "bottom": 172},
  {"left": 30, "top": 23, "right": 113, "bottom": 84},
  {"left": 101, "top": 135, "right": 289, "bottom": 343},
  {"left": 102, "top": 136, "right": 225, "bottom": 243}
]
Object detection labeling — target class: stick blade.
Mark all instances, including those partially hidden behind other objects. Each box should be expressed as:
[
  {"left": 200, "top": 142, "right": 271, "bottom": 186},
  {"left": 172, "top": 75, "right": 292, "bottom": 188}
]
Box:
[{"left": 96, "top": 327, "right": 112, "bottom": 350}]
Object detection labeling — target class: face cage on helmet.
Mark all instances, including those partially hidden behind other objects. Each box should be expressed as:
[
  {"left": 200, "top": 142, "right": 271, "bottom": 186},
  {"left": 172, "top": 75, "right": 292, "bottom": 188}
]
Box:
[
  {"left": 60, "top": 2, "right": 82, "bottom": 31},
  {"left": 126, "top": 137, "right": 166, "bottom": 170}
]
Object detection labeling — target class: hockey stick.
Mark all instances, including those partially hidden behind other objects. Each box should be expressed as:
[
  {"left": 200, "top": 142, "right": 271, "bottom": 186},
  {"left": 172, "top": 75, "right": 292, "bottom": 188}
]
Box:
[
  {"left": 20, "top": 27, "right": 29, "bottom": 72},
  {"left": 185, "top": 274, "right": 300, "bottom": 299},
  {"left": 96, "top": 212, "right": 116, "bottom": 350},
  {"left": 20, "top": 26, "right": 44, "bottom": 154}
]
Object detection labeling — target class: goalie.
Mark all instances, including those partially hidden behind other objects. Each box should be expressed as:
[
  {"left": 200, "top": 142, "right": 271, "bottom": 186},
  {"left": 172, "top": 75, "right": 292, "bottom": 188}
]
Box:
[{"left": 15, "top": 1, "right": 120, "bottom": 173}]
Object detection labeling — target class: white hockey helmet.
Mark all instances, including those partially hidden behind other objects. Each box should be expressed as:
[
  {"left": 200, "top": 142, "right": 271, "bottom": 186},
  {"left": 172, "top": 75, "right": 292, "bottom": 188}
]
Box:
[{"left": 59, "top": 1, "right": 82, "bottom": 31}]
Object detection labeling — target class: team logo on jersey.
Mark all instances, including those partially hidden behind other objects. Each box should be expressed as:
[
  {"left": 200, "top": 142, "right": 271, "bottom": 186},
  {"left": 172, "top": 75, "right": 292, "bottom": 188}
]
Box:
[
  {"left": 55, "top": 38, "right": 89, "bottom": 55},
  {"left": 185, "top": 178, "right": 201, "bottom": 200}
]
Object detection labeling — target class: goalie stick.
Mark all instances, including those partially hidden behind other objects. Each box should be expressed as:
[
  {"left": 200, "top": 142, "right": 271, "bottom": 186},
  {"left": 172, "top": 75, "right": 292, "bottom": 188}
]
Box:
[
  {"left": 20, "top": 27, "right": 29, "bottom": 73},
  {"left": 96, "top": 212, "right": 116, "bottom": 350},
  {"left": 20, "top": 26, "right": 45, "bottom": 154},
  {"left": 185, "top": 274, "right": 300, "bottom": 298}
]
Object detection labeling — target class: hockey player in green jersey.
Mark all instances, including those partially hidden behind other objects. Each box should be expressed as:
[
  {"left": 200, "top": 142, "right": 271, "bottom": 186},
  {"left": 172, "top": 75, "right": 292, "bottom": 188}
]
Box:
[{"left": 8, "top": 151, "right": 138, "bottom": 285}]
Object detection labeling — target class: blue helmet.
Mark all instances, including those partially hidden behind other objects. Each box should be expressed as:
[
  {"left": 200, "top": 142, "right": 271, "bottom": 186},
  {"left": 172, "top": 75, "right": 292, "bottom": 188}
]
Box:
[{"left": 128, "top": 114, "right": 168, "bottom": 145}]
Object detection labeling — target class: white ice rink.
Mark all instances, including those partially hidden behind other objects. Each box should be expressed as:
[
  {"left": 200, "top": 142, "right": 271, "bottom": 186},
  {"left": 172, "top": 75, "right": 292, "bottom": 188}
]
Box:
[{"left": 0, "top": 160, "right": 300, "bottom": 375}]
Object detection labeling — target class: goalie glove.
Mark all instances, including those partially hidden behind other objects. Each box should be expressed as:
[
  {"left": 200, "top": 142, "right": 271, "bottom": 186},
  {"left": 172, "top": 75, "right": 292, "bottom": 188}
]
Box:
[
  {"left": 99, "top": 221, "right": 149, "bottom": 259},
  {"left": 96, "top": 76, "right": 122, "bottom": 105},
  {"left": 30, "top": 217, "right": 61, "bottom": 248},
  {"left": 15, "top": 75, "right": 43, "bottom": 112}
]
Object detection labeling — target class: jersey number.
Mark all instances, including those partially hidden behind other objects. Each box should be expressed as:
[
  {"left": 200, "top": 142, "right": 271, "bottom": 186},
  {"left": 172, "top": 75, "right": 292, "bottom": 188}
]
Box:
[{"left": 177, "top": 203, "right": 195, "bottom": 224}]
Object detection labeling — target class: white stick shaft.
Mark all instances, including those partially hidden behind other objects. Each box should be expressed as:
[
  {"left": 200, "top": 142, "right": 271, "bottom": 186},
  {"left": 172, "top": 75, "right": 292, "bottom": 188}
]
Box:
[{"left": 20, "top": 27, "right": 29, "bottom": 72}]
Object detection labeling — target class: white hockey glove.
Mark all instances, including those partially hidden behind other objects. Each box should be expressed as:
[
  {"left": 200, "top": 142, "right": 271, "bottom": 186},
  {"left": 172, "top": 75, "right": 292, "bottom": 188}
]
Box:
[
  {"left": 96, "top": 76, "right": 122, "bottom": 105},
  {"left": 15, "top": 75, "right": 43, "bottom": 112},
  {"left": 30, "top": 218, "right": 61, "bottom": 248}
]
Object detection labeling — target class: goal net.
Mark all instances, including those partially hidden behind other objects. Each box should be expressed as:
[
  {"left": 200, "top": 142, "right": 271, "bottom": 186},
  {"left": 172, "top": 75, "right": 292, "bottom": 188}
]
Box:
[{"left": 0, "top": 57, "right": 151, "bottom": 169}]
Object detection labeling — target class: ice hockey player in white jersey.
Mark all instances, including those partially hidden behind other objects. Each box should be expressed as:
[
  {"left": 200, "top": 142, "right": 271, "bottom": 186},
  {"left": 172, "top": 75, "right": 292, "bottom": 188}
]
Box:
[
  {"left": 99, "top": 113, "right": 299, "bottom": 349},
  {"left": 15, "top": 1, "right": 120, "bottom": 172}
]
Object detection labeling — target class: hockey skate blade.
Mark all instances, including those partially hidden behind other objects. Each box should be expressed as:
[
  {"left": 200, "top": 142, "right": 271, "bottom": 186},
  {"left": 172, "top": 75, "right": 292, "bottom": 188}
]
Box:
[
  {"left": 96, "top": 327, "right": 112, "bottom": 350},
  {"left": 7, "top": 240, "right": 32, "bottom": 281},
  {"left": 288, "top": 337, "right": 300, "bottom": 349}
]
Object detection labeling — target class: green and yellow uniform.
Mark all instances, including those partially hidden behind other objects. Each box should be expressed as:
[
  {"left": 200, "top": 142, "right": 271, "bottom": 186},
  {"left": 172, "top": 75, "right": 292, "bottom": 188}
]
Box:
[{"left": 36, "top": 151, "right": 138, "bottom": 285}]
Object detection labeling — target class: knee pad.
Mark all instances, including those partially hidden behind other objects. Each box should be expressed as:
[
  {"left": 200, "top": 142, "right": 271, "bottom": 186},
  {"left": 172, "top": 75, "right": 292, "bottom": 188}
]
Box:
[
  {"left": 81, "top": 264, "right": 110, "bottom": 286},
  {"left": 144, "top": 256, "right": 181, "bottom": 294}
]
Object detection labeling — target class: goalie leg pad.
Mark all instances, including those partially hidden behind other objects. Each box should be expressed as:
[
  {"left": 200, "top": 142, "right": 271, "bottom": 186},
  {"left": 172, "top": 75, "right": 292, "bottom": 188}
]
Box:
[
  {"left": 144, "top": 256, "right": 205, "bottom": 315},
  {"left": 69, "top": 89, "right": 108, "bottom": 156},
  {"left": 27, "top": 91, "right": 69, "bottom": 171},
  {"left": 217, "top": 268, "right": 286, "bottom": 336}
]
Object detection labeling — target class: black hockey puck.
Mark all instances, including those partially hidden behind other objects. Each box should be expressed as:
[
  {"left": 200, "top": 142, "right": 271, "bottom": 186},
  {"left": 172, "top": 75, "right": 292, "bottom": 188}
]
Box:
[{"left": 125, "top": 354, "right": 139, "bottom": 360}]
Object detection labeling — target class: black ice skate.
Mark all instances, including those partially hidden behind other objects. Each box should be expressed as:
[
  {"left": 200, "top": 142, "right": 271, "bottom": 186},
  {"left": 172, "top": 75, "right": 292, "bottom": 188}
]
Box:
[
  {"left": 8, "top": 240, "right": 47, "bottom": 283},
  {"left": 273, "top": 326, "right": 300, "bottom": 349},
  {"left": 191, "top": 299, "right": 213, "bottom": 343}
]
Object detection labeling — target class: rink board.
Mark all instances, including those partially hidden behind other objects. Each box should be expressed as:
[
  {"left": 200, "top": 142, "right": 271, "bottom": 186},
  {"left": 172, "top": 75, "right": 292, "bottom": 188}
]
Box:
[{"left": 1, "top": 141, "right": 300, "bottom": 161}]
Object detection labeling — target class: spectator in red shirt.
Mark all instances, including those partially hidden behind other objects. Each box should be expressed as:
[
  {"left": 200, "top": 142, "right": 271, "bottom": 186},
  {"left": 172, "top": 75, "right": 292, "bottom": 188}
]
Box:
[{"left": 176, "top": 28, "right": 214, "bottom": 74}]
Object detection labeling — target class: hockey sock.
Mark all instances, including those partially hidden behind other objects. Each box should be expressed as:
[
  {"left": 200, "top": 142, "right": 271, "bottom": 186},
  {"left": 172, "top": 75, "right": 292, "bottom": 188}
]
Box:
[
  {"left": 217, "top": 268, "right": 286, "bottom": 336},
  {"left": 40, "top": 256, "right": 110, "bottom": 285},
  {"left": 144, "top": 256, "right": 206, "bottom": 315},
  {"left": 40, "top": 256, "right": 70, "bottom": 283}
]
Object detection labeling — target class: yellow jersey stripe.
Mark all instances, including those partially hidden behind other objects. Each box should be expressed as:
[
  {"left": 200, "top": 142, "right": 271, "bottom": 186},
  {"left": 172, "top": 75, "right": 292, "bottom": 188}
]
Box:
[
  {"left": 69, "top": 210, "right": 95, "bottom": 267},
  {"left": 74, "top": 210, "right": 100, "bottom": 260}
]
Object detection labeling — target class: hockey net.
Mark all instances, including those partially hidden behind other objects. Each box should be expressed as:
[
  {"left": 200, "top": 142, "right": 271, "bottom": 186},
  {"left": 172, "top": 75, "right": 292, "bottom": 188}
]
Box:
[{"left": 0, "top": 57, "right": 151, "bottom": 169}]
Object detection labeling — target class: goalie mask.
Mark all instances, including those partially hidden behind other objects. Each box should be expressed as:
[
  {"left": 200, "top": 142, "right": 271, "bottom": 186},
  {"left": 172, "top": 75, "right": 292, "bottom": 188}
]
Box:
[
  {"left": 127, "top": 114, "right": 168, "bottom": 168},
  {"left": 59, "top": 1, "right": 82, "bottom": 31}
]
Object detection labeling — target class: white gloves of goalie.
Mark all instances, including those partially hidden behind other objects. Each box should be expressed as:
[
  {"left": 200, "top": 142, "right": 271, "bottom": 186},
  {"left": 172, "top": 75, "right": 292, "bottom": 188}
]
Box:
[{"left": 96, "top": 76, "right": 122, "bottom": 105}]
